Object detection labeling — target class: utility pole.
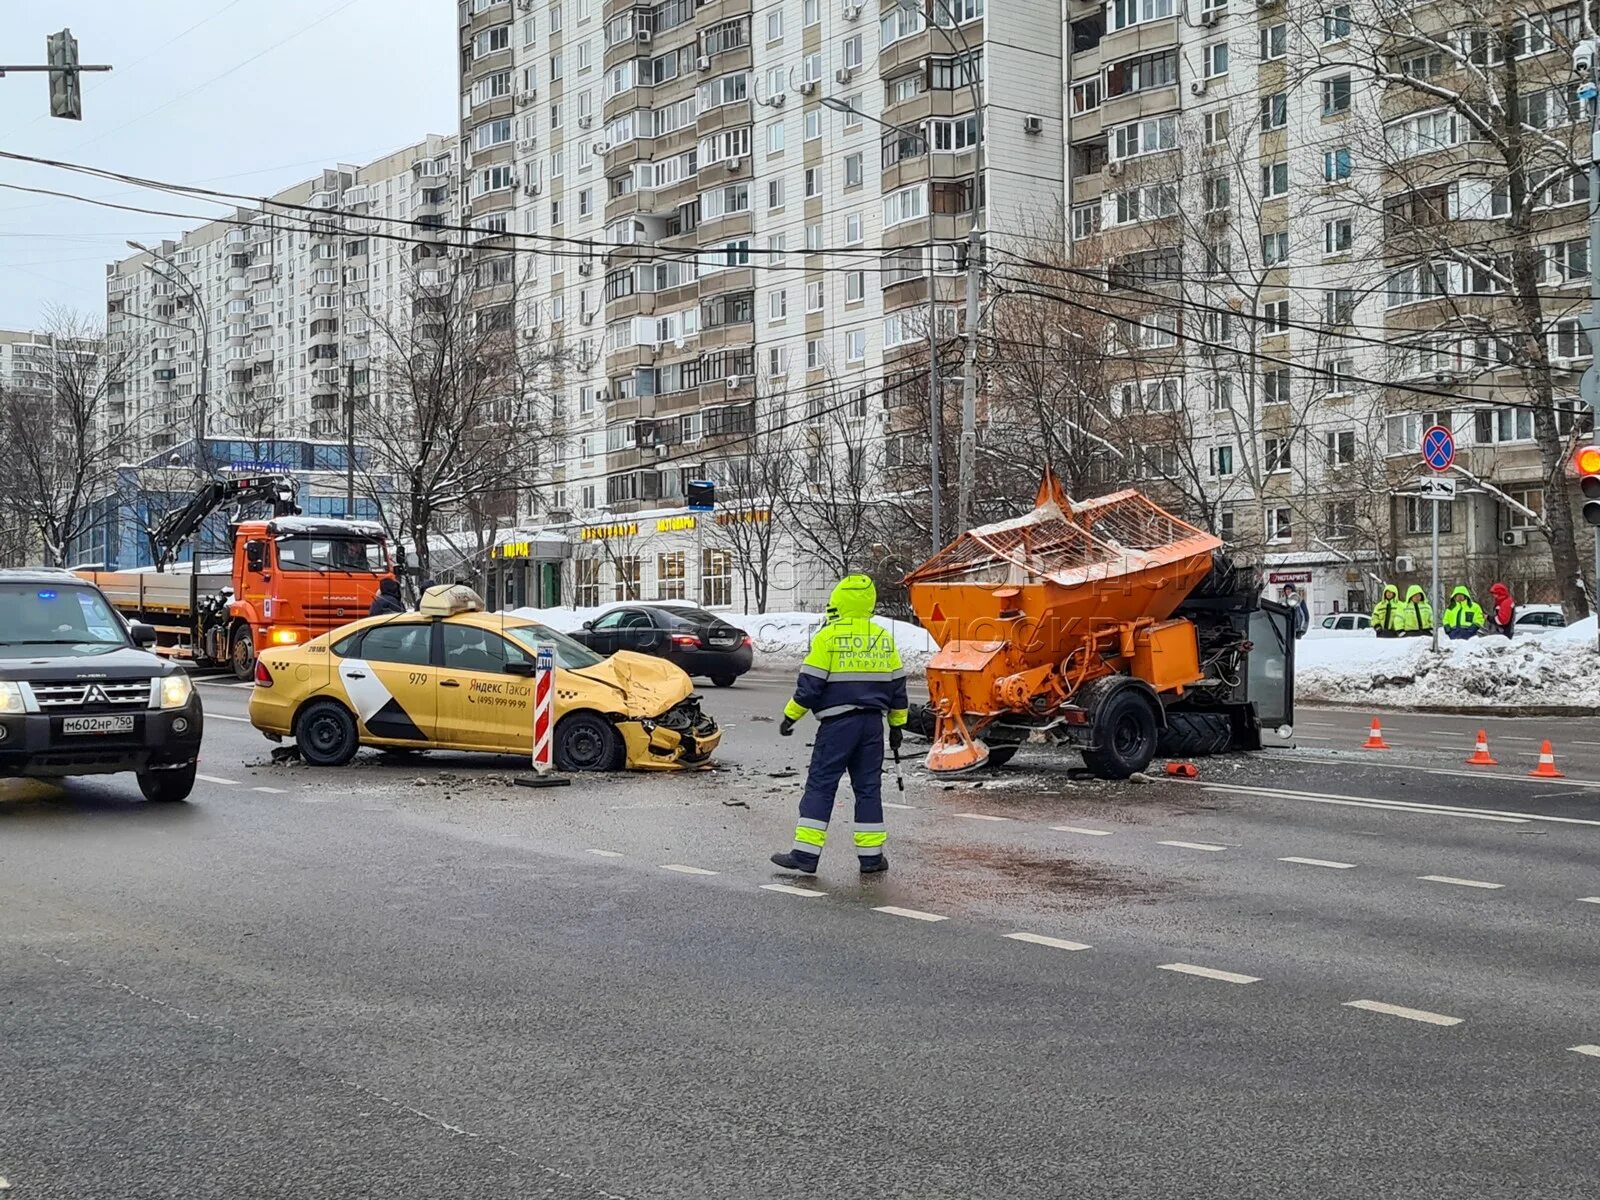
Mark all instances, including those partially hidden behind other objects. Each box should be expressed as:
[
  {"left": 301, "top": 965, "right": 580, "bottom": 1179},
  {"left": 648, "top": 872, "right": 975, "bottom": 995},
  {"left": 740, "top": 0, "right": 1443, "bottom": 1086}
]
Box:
[
  {"left": 955, "top": 227, "right": 982, "bottom": 533},
  {"left": 1575, "top": 36, "right": 1600, "bottom": 649},
  {"left": 0, "top": 29, "right": 112, "bottom": 119},
  {"left": 344, "top": 363, "right": 357, "bottom": 518}
]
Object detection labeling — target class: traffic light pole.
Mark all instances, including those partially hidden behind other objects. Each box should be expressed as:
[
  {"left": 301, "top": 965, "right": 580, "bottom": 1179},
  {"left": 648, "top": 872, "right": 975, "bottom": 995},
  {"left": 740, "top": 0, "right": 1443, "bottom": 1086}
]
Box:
[
  {"left": 1581, "top": 41, "right": 1600, "bottom": 650},
  {"left": 0, "top": 28, "right": 111, "bottom": 121}
]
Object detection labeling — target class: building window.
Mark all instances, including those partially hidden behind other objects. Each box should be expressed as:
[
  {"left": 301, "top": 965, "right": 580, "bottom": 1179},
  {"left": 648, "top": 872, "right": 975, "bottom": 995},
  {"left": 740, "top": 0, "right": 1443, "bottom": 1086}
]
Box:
[
  {"left": 1505, "top": 487, "right": 1544, "bottom": 529},
  {"left": 700, "top": 549, "right": 732, "bottom": 607},
  {"left": 1107, "top": 0, "right": 1175, "bottom": 35},
  {"left": 846, "top": 271, "right": 865, "bottom": 302},
  {"left": 806, "top": 338, "right": 823, "bottom": 369},
  {"left": 845, "top": 152, "right": 864, "bottom": 188},
  {"left": 807, "top": 280, "right": 825, "bottom": 312},
  {"left": 1323, "top": 146, "right": 1353, "bottom": 182},
  {"left": 1259, "top": 23, "right": 1286, "bottom": 60},
  {"left": 1203, "top": 110, "right": 1229, "bottom": 144},
  {"left": 1323, "top": 288, "right": 1356, "bottom": 325},
  {"left": 1204, "top": 42, "right": 1229, "bottom": 78},
  {"left": 1323, "top": 219, "right": 1353, "bottom": 256},
  {"left": 845, "top": 213, "right": 863, "bottom": 244},
  {"left": 1263, "top": 366, "right": 1291, "bottom": 405},
  {"left": 1323, "top": 500, "right": 1356, "bottom": 540},
  {"left": 847, "top": 329, "right": 866, "bottom": 362},
  {"left": 1262, "top": 231, "right": 1289, "bottom": 264},
  {"left": 1260, "top": 92, "right": 1287, "bottom": 131},
  {"left": 656, "top": 552, "right": 687, "bottom": 600},
  {"left": 1322, "top": 3, "right": 1352, "bottom": 41},
  {"left": 1208, "top": 444, "right": 1235, "bottom": 477},
  {"left": 1325, "top": 429, "right": 1355, "bottom": 467},
  {"left": 1405, "top": 497, "right": 1453, "bottom": 534},
  {"left": 767, "top": 122, "right": 786, "bottom": 155},
  {"left": 1265, "top": 506, "right": 1293, "bottom": 543},
  {"left": 1264, "top": 436, "right": 1292, "bottom": 473},
  {"left": 1104, "top": 50, "right": 1177, "bottom": 98},
  {"left": 1321, "top": 73, "right": 1352, "bottom": 115},
  {"left": 575, "top": 558, "right": 602, "bottom": 607},
  {"left": 804, "top": 167, "right": 819, "bottom": 198},
  {"left": 767, "top": 9, "right": 783, "bottom": 40},
  {"left": 1209, "top": 376, "right": 1233, "bottom": 410},
  {"left": 1261, "top": 160, "right": 1289, "bottom": 198},
  {"left": 805, "top": 110, "right": 822, "bottom": 141},
  {"left": 769, "top": 290, "right": 787, "bottom": 321}
]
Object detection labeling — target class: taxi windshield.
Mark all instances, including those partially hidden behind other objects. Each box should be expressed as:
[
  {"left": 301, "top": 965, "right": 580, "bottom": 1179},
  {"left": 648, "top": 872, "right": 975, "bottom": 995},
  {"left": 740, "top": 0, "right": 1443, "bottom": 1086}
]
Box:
[
  {"left": 276, "top": 537, "right": 387, "bottom": 573},
  {"left": 503, "top": 622, "right": 603, "bottom": 670}
]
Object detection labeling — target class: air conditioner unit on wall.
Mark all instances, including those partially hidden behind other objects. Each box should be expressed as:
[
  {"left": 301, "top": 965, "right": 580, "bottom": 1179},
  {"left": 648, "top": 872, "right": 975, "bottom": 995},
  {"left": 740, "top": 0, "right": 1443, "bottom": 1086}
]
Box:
[
  {"left": 835, "top": 68, "right": 854, "bottom": 84},
  {"left": 696, "top": 55, "right": 712, "bottom": 71},
  {"left": 1190, "top": 79, "right": 1208, "bottom": 95},
  {"left": 637, "top": 28, "right": 653, "bottom": 43},
  {"left": 1201, "top": 9, "right": 1221, "bottom": 25},
  {"left": 1502, "top": 529, "right": 1529, "bottom": 547},
  {"left": 798, "top": 80, "right": 817, "bottom": 95},
  {"left": 1022, "top": 114, "right": 1042, "bottom": 134},
  {"left": 1107, "top": 159, "right": 1126, "bottom": 176},
  {"left": 1394, "top": 554, "right": 1416, "bottom": 573}
]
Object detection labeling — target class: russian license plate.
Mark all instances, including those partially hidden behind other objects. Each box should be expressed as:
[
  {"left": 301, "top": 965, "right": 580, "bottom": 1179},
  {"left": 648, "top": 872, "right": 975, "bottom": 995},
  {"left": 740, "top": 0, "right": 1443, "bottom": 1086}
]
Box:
[{"left": 62, "top": 714, "right": 135, "bottom": 736}]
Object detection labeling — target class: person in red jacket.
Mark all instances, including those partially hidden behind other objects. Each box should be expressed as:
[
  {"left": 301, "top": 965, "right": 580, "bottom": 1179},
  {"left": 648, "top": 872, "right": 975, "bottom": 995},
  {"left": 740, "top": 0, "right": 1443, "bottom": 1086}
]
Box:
[{"left": 1485, "top": 582, "right": 1515, "bottom": 637}]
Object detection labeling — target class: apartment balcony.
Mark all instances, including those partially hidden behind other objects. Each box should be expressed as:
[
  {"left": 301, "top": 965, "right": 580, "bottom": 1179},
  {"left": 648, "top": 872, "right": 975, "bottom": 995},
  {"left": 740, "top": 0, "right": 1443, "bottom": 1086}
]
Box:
[
  {"left": 248, "top": 263, "right": 276, "bottom": 285},
  {"left": 606, "top": 344, "right": 658, "bottom": 375},
  {"left": 696, "top": 266, "right": 754, "bottom": 298}
]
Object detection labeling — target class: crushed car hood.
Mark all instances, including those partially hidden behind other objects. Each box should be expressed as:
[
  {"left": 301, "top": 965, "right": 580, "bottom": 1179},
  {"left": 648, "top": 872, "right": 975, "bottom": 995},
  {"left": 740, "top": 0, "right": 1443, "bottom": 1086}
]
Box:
[{"left": 570, "top": 650, "right": 694, "bottom": 717}]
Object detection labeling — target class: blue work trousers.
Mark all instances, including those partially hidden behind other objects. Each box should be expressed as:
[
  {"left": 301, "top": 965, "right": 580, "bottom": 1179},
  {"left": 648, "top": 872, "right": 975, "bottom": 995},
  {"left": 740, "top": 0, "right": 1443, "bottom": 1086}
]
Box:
[{"left": 796, "top": 710, "right": 885, "bottom": 858}]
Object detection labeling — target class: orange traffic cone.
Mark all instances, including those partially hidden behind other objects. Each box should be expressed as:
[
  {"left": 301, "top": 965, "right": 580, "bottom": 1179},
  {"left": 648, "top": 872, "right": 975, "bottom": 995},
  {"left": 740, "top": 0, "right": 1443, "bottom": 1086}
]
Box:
[
  {"left": 1466, "top": 730, "right": 1497, "bottom": 766},
  {"left": 1529, "top": 740, "right": 1565, "bottom": 779},
  {"left": 1362, "top": 718, "right": 1390, "bottom": 750},
  {"left": 1165, "top": 762, "right": 1199, "bottom": 778}
]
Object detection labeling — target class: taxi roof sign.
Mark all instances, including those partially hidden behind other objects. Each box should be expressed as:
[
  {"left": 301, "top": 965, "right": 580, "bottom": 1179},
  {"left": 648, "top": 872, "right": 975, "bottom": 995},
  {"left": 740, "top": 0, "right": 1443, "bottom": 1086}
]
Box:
[{"left": 419, "top": 583, "right": 484, "bottom": 617}]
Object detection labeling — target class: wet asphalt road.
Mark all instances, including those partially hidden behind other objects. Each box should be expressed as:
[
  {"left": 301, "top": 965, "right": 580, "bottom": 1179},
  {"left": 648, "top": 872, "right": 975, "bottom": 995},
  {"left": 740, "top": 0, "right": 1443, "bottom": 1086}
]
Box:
[{"left": 2, "top": 669, "right": 1598, "bottom": 1199}]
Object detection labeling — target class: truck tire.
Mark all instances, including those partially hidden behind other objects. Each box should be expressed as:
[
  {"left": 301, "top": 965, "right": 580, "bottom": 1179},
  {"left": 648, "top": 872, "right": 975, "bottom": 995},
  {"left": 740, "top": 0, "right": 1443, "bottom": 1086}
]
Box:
[
  {"left": 296, "top": 700, "right": 360, "bottom": 767},
  {"left": 231, "top": 626, "right": 256, "bottom": 681},
  {"left": 982, "top": 745, "right": 1019, "bottom": 769},
  {"left": 138, "top": 762, "right": 196, "bottom": 803},
  {"left": 1158, "top": 711, "right": 1234, "bottom": 759},
  {"left": 1081, "top": 688, "right": 1159, "bottom": 780}
]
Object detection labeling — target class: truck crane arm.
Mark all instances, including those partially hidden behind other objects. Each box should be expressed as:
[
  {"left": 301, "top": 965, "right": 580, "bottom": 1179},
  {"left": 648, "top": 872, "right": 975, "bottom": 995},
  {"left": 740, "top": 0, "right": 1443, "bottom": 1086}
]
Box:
[{"left": 148, "top": 474, "right": 301, "bottom": 570}]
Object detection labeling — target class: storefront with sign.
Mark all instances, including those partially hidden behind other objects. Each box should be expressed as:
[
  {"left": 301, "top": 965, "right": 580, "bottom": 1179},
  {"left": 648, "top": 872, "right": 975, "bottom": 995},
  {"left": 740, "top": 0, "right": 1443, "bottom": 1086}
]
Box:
[
  {"left": 486, "top": 531, "right": 571, "bottom": 611},
  {"left": 1263, "top": 552, "right": 1379, "bottom": 618}
]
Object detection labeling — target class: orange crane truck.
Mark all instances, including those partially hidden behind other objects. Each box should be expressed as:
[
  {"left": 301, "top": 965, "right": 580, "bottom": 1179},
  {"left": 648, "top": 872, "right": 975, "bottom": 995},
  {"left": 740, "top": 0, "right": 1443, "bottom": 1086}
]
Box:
[
  {"left": 905, "top": 472, "right": 1294, "bottom": 779},
  {"left": 77, "top": 474, "right": 396, "bottom": 680}
]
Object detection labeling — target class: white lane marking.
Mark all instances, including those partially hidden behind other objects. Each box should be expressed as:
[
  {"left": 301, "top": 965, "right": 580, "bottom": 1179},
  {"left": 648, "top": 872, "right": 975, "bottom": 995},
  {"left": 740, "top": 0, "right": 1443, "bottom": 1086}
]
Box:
[
  {"left": 660, "top": 864, "right": 718, "bottom": 876},
  {"left": 1344, "top": 999, "right": 1462, "bottom": 1027},
  {"left": 1159, "top": 840, "right": 1227, "bottom": 852},
  {"left": 1574, "top": 740, "right": 1600, "bottom": 747},
  {"left": 1158, "top": 962, "right": 1260, "bottom": 985},
  {"left": 586, "top": 849, "right": 624, "bottom": 858},
  {"left": 883, "top": 802, "right": 916, "bottom": 810},
  {"left": 1579, "top": 896, "right": 1600, "bottom": 905},
  {"left": 873, "top": 905, "right": 947, "bottom": 923},
  {"left": 207, "top": 713, "right": 252, "bottom": 723},
  {"left": 1266, "top": 754, "right": 1600, "bottom": 800},
  {"left": 761, "top": 883, "right": 826, "bottom": 898},
  {"left": 251, "top": 786, "right": 286, "bottom": 795},
  {"left": 1196, "top": 782, "right": 1544, "bottom": 825},
  {"left": 1419, "top": 875, "right": 1504, "bottom": 890},
  {"left": 955, "top": 812, "right": 1012, "bottom": 822},
  {"left": 1052, "top": 824, "right": 1115, "bottom": 837},
  {"left": 1570, "top": 1045, "right": 1600, "bottom": 1058},
  {"left": 195, "top": 773, "right": 239, "bottom": 786},
  {"left": 1005, "top": 931, "right": 1091, "bottom": 951},
  {"left": 1279, "top": 856, "right": 1356, "bottom": 869}
]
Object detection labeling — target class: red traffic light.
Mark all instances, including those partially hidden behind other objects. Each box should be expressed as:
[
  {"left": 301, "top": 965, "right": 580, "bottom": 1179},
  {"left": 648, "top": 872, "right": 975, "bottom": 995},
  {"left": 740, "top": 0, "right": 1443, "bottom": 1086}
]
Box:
[{"left": 1576, "top": 445, "right": 1600, "bottom": 476}]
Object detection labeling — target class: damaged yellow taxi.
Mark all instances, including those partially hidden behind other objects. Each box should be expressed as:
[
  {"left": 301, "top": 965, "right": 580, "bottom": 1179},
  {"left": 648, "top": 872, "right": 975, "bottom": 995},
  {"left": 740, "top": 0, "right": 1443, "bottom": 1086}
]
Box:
[{"left": 249, "top": 585, "right": 721, "bottom": 770}]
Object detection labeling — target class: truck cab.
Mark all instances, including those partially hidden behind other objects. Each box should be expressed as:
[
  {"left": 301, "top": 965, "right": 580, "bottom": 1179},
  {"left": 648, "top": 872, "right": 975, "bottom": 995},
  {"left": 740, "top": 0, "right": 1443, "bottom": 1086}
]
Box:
[{"left": 219, "top": 518, "right": 393, "bottom": 679}]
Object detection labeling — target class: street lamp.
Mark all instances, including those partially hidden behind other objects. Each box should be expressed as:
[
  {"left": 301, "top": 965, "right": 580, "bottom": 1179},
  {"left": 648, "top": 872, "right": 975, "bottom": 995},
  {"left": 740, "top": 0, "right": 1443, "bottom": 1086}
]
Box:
[
  {"left": 820, "top": 94, "right": 945, "bottom": 554},
  {"left": 127, "top": 239, "right": 211, "bottom": 474}
]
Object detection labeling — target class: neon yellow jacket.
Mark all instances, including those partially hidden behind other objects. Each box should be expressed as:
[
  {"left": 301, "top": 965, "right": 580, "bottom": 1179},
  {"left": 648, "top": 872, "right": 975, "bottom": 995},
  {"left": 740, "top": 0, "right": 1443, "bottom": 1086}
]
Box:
[{"left": 783, "top": 575, "right": 910, "bottom": 726}]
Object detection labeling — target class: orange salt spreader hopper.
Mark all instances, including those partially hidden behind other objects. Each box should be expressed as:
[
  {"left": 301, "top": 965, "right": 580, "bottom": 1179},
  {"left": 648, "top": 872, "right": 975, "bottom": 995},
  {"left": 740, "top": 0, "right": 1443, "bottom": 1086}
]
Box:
[{"left": 904, "top": 471, "right": 1235, "bottom": 779}]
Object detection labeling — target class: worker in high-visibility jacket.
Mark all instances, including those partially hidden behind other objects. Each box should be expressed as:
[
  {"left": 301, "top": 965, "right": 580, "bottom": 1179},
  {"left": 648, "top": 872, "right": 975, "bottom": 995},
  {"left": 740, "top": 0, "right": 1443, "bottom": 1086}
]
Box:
[{"left": 770, "top": 574, "right": 909, "bottom": 875}]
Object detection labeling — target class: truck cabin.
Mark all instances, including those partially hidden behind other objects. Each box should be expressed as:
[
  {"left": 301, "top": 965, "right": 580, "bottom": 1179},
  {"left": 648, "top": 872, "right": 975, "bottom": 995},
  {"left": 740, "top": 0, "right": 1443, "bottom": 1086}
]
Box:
[{"left": 233, "top": 519, "right": 392, "bottom": 584}]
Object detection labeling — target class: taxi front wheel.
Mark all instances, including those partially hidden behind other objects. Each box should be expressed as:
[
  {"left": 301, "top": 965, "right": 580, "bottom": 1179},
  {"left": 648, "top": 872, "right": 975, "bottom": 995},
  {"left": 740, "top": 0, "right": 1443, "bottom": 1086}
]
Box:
[
  {"left": 554, "top": 712, "right": 624, "bottom": 771},
  {"left": 296, "top": 700, "right": 360, "bottom": 767}
]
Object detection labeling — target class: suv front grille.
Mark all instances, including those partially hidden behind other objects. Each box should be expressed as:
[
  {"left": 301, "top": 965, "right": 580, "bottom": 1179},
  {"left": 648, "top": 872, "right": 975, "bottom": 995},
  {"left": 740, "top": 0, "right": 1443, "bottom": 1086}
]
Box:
[{"left": 30, "top": 680, "right": 151, "bottom": 709}]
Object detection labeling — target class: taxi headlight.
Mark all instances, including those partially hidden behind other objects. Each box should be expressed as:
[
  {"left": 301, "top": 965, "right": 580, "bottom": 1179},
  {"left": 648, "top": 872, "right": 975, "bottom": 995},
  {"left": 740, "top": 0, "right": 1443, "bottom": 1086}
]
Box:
[
  {"left": 158, "top": 674, "right": 193, "bottom": 710},
  {"left": 0, "top": 681, "right": 25, "bottom": 714}
]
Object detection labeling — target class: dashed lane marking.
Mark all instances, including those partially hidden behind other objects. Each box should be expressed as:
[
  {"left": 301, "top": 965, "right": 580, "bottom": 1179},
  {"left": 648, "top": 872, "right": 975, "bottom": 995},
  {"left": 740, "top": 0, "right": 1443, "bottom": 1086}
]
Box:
[
  {"left": 1195, "top": 782, "right": 1551, "bottom": 825},
  {"left": 873, "top": 905, "right": 947, "bottom": 923},
  {"left": 1570, "top": 1045, "right": 1600, "bottom": 1058},
  {"left": 660, "top": 864, "right": 718, "bottom": 876},
  {"left": 585, "top": 849, "right": 624, "bottom": 858},
  {"left": 883, "top": 802, "right": 916, "bottom": 810},
  {"left": 1578, "top": 896, "right": 1600, "bottom": 905},
  {"left": 1004, "top": 932, "right": 1092, "bottom": 951},
  {"left": 1419, "top": 875, "right": 1504, "bottom": 890},
  {"left": 1158, "top": 962, "right": 1260, "bottom": 985},
  {"left": 1264, "top": 755, "right": 1600, "bottom": 800},
  {"left": 955, "top": 812, "right": 1012, "bottom": 822},
  {"left": 206, "top": 713, "right": 252, "bottom": 723},
  {"left": 195, "top": 773, "right": 240, "bottom": 786},
  {"left": 1344, "top": 999, "right": 1463, "bottom": 1027},
  {"left": 251, "top": 786, "right": 286, "bottom": 795},
  {"left": 1279, "top": 856, "right": 1356, "bottom": 869},
  {"left": 1158, "top": 840, "right": 1227, "bottom": 852},
  {"left": 1051, "top": 825, "right": 1115, "bottom": 837},
  {"left": 761, "top": 883, "right": 826, "bottom": 898}
]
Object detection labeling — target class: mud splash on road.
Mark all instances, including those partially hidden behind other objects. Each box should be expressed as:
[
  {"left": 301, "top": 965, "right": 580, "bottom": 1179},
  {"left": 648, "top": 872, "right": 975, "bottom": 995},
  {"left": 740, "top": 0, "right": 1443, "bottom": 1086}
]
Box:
[{"left": 917, "top": 841, "right": 1159, "bottom": 912}]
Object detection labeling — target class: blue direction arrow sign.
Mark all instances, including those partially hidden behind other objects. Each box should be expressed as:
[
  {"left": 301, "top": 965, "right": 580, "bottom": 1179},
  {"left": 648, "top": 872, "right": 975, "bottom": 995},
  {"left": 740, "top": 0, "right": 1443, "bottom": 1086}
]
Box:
[{"left": 1422, "top": 425, "right": 1455, "bottom": 472}]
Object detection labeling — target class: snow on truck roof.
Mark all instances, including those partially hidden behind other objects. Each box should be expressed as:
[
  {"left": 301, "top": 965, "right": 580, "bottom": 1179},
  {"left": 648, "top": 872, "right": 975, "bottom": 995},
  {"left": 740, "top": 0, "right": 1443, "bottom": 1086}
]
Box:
[{"left": 266, "top": 516, "right": 387, "bottom": 538}]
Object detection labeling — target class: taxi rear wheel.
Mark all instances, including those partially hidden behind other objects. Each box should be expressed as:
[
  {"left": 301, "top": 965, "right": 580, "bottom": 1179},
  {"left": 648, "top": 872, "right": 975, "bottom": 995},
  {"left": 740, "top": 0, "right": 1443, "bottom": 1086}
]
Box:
[
  {"left": 296, "top": 700, "right": 359, "bottom": 767},
  {"left": 554, "top": 712, "right": 624, "bottom": 772}
]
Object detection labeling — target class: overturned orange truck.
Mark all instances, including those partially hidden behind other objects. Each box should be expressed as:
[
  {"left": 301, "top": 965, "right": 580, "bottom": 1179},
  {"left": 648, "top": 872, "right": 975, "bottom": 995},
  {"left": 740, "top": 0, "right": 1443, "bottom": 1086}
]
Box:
[{"left": 905, "top": 473, "right": 1295, "bottom": 779}]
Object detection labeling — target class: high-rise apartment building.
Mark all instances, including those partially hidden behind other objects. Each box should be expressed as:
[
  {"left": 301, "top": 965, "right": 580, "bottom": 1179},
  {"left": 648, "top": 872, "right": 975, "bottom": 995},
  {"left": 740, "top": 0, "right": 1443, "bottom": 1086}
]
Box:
[
  {"left": 458, "top": 0, "right": 1062, "bottom": 605},
  {"left": 1064, "top": 0, "right": 1592, "bottom": 614}
]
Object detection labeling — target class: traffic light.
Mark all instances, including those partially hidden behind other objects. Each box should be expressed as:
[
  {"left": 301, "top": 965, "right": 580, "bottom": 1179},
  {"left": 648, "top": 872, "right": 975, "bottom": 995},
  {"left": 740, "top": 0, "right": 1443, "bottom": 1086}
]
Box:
[
  {"left": 1577, "top": 444, "right": 1600, "bottom": 526},
  {"left": 47, "top": 29, "right": 82, "bottom": 120},
  {"left": 686, "top": 479, "right": 716, "bottom": 512}
]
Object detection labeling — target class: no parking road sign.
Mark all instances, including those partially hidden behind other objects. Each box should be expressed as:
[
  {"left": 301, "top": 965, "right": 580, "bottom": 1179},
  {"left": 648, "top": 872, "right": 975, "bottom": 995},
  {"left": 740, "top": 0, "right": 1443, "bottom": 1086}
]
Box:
[{"left": 1421, "top": 425, "right": 1455, "bottom": 472}]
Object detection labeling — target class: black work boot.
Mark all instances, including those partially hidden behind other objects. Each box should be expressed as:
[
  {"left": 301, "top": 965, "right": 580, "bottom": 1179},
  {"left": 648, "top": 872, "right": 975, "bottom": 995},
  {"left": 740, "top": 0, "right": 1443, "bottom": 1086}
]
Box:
[
  {"left": 858, "top": 854, "right": 888, "bottom": 874},
  {"left": 770, "top": 849, "right": 820, "bottom": 873}
]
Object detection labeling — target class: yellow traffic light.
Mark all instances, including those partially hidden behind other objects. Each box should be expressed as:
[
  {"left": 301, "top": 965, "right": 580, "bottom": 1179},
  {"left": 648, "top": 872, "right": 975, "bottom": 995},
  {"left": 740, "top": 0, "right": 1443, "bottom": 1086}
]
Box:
[{"left": 1578, "top": 445, "right": 1600, "bottom": 527}]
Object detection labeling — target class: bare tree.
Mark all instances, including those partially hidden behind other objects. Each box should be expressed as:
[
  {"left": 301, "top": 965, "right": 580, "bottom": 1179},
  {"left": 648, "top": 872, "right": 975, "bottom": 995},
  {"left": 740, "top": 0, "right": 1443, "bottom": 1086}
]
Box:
[
  {"left": 1302, "top": 0, "right": 1595, "bottom": 613},
  {"left": 353, "top": 253, "right": 570, "bottom": 583},
  {"left": 708, "top": 392, "right": 798, "bottom": 614},
  {"left": 778, "top": 386, "right": 878, "bottom": 580},
  {"left": 0, "top": 308, "right": 132, "bottom": 567}
]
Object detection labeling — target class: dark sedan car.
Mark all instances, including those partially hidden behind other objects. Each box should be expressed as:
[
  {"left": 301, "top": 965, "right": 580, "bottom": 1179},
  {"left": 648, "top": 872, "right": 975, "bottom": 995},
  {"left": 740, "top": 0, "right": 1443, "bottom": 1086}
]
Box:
[{"left": 572, "top": 604, "right": 754, "bottom": 687}]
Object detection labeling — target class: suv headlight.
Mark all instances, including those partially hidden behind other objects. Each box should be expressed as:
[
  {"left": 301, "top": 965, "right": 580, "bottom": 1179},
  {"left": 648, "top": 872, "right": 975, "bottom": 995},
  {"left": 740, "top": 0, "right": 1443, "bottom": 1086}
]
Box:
[
  {"left": 157, "top": 674, "right": 193, "bottom": 710},
  {"left": 0, "top": 681, "right": 24, "bottom": 714}
]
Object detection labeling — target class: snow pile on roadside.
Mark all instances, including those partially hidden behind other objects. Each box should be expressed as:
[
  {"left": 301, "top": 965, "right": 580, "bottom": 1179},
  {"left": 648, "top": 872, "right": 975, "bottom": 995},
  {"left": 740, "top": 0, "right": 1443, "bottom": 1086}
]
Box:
[
  {"left": 1295, "top": 618, "right": 1600, "bottom": 708},
  {"left": 508, "top": 601, "right": 938, "bottom": 666}
]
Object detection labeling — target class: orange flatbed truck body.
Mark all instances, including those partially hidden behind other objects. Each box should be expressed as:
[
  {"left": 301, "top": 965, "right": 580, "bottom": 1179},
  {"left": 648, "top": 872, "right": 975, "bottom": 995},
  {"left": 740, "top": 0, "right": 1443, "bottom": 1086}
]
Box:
[{"left": 79, "top": 517, "right": 392, "bottom": 677}]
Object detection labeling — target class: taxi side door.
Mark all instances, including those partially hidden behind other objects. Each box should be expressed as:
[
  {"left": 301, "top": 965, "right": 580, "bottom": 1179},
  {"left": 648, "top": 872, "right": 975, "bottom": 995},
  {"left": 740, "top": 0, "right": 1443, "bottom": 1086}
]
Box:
[
  {"left": 338, "top": 620, "right": 437, "bottom": 743},
  {"left": 433, "top": 623, "right": 538, "bottom": 753}
]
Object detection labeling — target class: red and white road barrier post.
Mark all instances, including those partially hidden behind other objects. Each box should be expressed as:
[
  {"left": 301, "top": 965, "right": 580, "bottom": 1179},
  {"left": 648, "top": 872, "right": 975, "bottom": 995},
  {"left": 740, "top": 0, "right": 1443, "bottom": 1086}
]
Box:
[{"left": 516, "top": 640, "right": 570, "bottom": 790}]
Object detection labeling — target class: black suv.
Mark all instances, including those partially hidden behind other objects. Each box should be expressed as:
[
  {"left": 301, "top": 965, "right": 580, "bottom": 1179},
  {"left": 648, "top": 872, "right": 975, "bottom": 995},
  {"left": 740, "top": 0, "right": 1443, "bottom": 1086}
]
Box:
[{"left": 0, "top": 570, "right": 204, "bottom": 802}]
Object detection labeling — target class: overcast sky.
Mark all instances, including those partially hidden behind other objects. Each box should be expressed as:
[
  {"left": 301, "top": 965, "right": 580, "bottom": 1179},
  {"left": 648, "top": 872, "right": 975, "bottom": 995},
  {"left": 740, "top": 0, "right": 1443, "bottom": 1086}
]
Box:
[{"left": 0, "top": 0, "right": 456, "bottom": 330}]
